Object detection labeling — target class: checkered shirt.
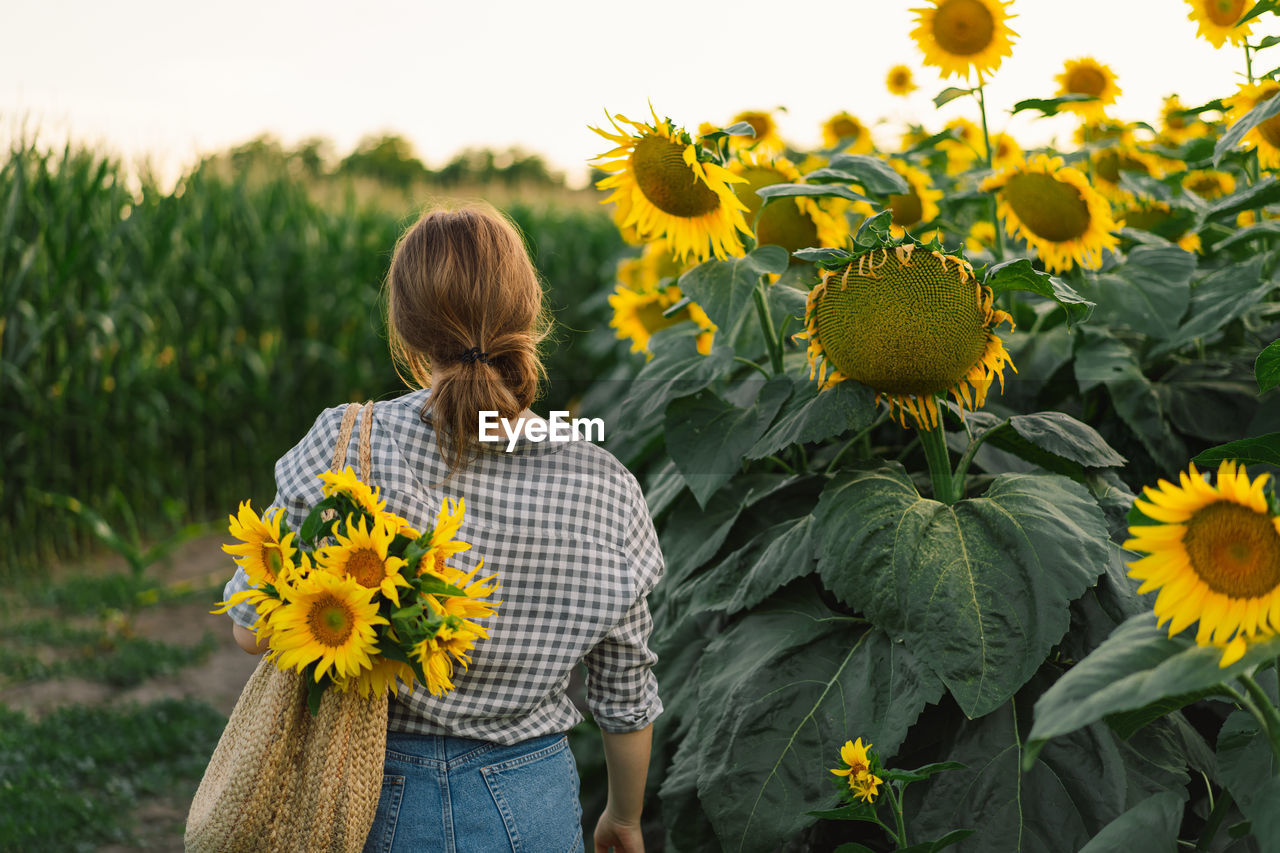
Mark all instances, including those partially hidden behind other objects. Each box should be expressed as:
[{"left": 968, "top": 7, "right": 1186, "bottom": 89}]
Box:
[{"left": 222, "top": 388, "right": 664, "bottom": 745}]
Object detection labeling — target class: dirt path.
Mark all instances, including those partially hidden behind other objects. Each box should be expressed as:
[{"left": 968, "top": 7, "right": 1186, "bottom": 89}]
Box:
[{"left": 2, "top": 532, "right": 258, "bottom": 852}]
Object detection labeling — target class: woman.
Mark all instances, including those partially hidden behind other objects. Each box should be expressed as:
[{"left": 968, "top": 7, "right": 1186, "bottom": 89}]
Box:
[{"left": 222, "top": 204, "right": 663, "bottom": 853}]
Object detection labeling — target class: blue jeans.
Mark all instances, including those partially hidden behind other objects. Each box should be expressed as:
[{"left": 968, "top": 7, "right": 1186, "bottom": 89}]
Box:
[{"left": 361, "top": 731, "right": 585, "bottom": 853}]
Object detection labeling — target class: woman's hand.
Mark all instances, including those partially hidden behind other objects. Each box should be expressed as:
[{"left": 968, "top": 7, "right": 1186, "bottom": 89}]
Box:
[
  {"left": 593, "top": 809, "right": 644, "bottom": 853},
  {"left": 232, "top": 624, "right": 269, "bottom": 654}
]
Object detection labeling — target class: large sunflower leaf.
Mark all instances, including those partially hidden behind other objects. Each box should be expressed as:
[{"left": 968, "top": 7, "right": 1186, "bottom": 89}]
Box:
[
  {"left": 1088, "top": 245, "right": 1194, "bottom": 339},
  {"left": 1025, "top": 613, "right": 1280, "bottom": 765},
  {"left": 1151, "top": 256, "right": 1272, "bottom": 357},
  {"left": 1011, "top": 94, "right": 1100, "bottom": 117},
  {"left": 676, "top": 246, "right": 789, "bottom": 345},
  {"left": 983, "top": 258, "right": 1094, "bottom": 327},
  {"left": 746, "top": 375, "right": 876, "bottom": 460},
  {"left": 617, "top": 324, "right": 734, "bottom": 429},
  {"left": 692, "top": 588, "right": 944, "bottom": 853},
  {"left": 1194, "top": 432, "right": 1280, "bottom": 468},
  {"left": 1218, "top": 706, "right": 1280, "bottom": 849},
  {"left": 813, "top": 154, "right": 911, "bottom": 195},
  {"left": 756, "top": 183, "right": 871, "bottom": 204},
  {"left": 1202, "top": 175, "right": 1280, "bottom": 221},
  {"left": 1076, "top": 792, "right": 1186, "bottom": 853},
  {"left": 813, "top": 464, "right": 1109, "bottom": 717},
  {"left": 664, "top": 375, "right": 792, "bottom": 507},
  {"left": 675, "top": 514, "right": 817, "bottom": 618},
  {"left": 913, "top": 697, "right": 1127, "bottom": 853}
]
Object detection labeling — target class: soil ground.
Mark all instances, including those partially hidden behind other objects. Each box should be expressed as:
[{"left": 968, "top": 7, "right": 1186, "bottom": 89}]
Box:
[{"left": 1, "top": 533, "right": 258, "bottom": 852}]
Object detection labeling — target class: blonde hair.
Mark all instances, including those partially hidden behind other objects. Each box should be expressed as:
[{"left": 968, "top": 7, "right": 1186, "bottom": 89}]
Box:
[{"left": 387, "top": 203, "right": 551, "bottom": 477}]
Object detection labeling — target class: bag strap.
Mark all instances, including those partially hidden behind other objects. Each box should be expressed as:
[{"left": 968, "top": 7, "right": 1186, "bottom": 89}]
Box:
[{"left": 330, "top": 401, "right": 375, "bottom": 479}]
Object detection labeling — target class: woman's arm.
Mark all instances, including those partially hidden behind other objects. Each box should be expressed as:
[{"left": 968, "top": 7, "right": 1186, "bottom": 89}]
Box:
[
  {"left": 594, "top": 723, "right": 652, "bottom": 853},
  {"left": 232, "top": 624, "right": 269, "bottom": 655}
]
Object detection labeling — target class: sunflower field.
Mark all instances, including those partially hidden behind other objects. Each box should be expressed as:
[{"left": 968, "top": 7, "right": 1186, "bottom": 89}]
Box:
[{"left": 584, "top": 0, "right": 1280, "bottom": 849}]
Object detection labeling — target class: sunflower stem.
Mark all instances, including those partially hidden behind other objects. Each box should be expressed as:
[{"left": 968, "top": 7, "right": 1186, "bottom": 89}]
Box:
[
  {"left": 734, "top": 356, "right": 772, "bottom": 379},
  {"left": 885, "top": 781, "right": 909, "bottom": 848},
  {"left": 1238, "top": 672, "right": 1280, "bottom": 765},
  {"left": 1195, "top": 788, "right": 1234, "bottom": 851},
  {"left": 1246, "top": 42, "right": 1255, "bottom": 86},
  {"left": 974, "top": 77, "right": 1005, "bottom": 262},
  {"left": 918, "top": 407, "right": 957, "bottom": 504},
  {"left": 753, "top": 277, "right": 784, "bottom": 375},
  {"left": 952, "top": 419, "right": 1007, "bottom": 497}
]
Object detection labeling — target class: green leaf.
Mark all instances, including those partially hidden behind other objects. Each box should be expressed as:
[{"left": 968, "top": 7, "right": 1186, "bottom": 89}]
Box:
[
  {"left": 921, "top": 829, "right": 976, "bottom": 852},
  {"left": 1195, "top": 431, "right": 1280, "bottom": 469},
  {"left": 1011, "top": 94, "right": 1100, "bottom": 116},
  {"left": 694, "top": 589, "right": 944, "bottom": 853},
  {"left": 1240, "top": 0, "right": 1280, "bottom": 27},
  {"left": 823, "top": 154, "right": 912, "bottom": 195},
  {"left": 814, "top": 466, "right": 1110, "bottom": 717},
  {"left": 805, "top": 803, "right": 880, "bottom": 822},
  {"left": 676, "top": 514, "right": 817, "bottom": 618},
  {"left": 700, "top": 121, "right": 757, "bottom": 144},
  {"left": 1088, "top": 245, "right": 1194, "bottom": 339},
  {"left": 617, "top": 324, "right": 734, "bottom": 429},
  {"left": 984, "top": 258, "right": 1095, "bottom": 327},
  {"left": 914, "top": 699, "right": 1126, "bottom": 852},
  {"left": 1218, "top": 707, "right": 1280, "bottom": 850},
  {"left": 299, "top": 496, "right": 338, "bottom": 543},
  {"left": 305, "top": 671, "right": 326, "bottom": 717},
  {"left": 677, "top": 246, "right": 788, "bottom": 344},
  {"left": 934, "top": 87, "right": 974, "bottom": 108},
  {"left": 1255, "top": 33, "right": 1280, "bottom": 49},
  {"left": 664, "top": 376, "right": 792, "bottom": 507},
  {"left": 747, "top": 375, "right": 876, "bottom": 460},
  {"left": 1076, "top": 792, "right": 1187, "bottom": 853},
  {"left": 1256, "top": 339, "right": 1280, "bottom": 393},
  {"left": 1217, "top": 92, "right": 1280, "bottom": 164},
  {"left": 965, "top": 411, "right": 1127, "bottom": 473},
  {"left": 756, "top": 183, "right": 870, "bottom": 204},
  {"left": 1211, "top": 219, "right": 1280, "bottom": 251},
  {"left": 1025, "top": 613, "right": 1280, "bottom": 765},
  {"left": 1152, "top": 256, "right": 1272, "bottom": 356},
  {"left": 832, "top": 845, "right": 877, "bottom": 853},
  {"left": 880, "top": 760, "right": 967, "bottom": 784},
  {"left": 1201, "top": 175, "right": 1280, "bottom": 220},
  {"left": 1075, "top": 329, "right": 1187, "bottom": 472}
]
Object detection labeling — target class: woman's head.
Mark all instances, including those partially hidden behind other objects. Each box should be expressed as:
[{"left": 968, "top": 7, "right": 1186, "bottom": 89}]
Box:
[{"left": 387, "top": 203, "right": 550, "bottom": 474}]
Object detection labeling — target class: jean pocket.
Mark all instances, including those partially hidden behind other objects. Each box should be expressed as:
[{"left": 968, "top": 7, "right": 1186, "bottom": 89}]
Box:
[
  {"left": 361, "top": 774, "right": 406, "bottom": 853},
  {"left": 481, "top": 738, "right": 583, "bottom": 853}
]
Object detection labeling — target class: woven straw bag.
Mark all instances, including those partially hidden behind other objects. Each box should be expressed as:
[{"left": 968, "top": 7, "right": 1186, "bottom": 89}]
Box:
[{"left": 186, "top": 402, "right": 389, "bottom": 853}]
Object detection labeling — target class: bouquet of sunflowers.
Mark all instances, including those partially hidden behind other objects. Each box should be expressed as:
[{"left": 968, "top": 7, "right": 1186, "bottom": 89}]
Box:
[{"left": 214, "top": 466, "right": 499, "bottom": 714}]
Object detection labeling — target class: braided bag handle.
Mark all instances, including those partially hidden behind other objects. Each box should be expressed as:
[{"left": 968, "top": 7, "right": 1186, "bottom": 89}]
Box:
[{"left": 186, "top": 401, "right": 388, "bottom": 853}]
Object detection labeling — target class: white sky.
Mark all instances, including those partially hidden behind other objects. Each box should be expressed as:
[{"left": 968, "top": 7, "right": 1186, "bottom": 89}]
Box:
[{"left": 2, "top": 0, "right": 1271, "bottom": 189}]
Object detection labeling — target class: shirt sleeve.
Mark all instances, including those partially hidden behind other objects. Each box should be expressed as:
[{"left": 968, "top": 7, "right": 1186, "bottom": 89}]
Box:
[
  {"left": 582, "top": 476, "right": 666, "bottom": 732},
  {"left": 220, "top": 405, "right": 346, "bottom": 630}
]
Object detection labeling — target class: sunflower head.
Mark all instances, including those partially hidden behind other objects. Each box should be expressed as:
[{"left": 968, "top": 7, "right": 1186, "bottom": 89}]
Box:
[
  {"left": 910, "top": 0, "right": 1018, "bottom": 79},
  {"left": 730, "top": 152, "right": 851, "bottom": 253},
  {"left": 1186, "top": 0, "right": 1254, "bottom": 48},
  {"left": 886, "top": 65, "right": 918, "bottom": 96},
  {"left": 981, "top": 154, "right": 1119, "bottom": 273},
  {"left": 1126, "top": 460, "right": 1280, "bottom": 667},
  {"left": 591, "top": 106, "right": 752, "bottom": 261},
  {"left": 1182, "top": 169, "right": 1237, "bottom": 200},
  {"left": 318, "top": 466, "right": 387, "bottom": 520},
  {"left": 222, "top": 502, "right": 297, "bottom": 587},
  {"left": 1161, "top": 95, "right": 1213, "bottom": 144},
  {"left": 1226, "top": 80, "right": 1280, "bottom": 170},
  {"left": 316, "top": 513, "right": 411, "bottom": 607},
  {"left": 609, "top": 285, "right": 716, "bottom": 357},
  {"left": 1055, "top": 57, "right": 1122, "bottom": 121},
  {"left": 729, "top": 110, "right": 784, "bottom": 153},
  {"left": 269, "top": 570, "right": 387, "bottom": 683},
  {"left": 792, "top": 233, "right": 1015, "bottom": 428},
  {"left": 855, "top": 160, "right": 943, "bottom": 239}
]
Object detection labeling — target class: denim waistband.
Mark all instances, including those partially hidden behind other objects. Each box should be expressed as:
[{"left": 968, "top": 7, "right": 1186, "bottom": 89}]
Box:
[{"left": 383, "top": 730, "right": 566, "bottom": 770}]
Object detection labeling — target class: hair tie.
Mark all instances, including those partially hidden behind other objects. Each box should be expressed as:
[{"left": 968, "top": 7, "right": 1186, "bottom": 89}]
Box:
[{"left": 458, "top": 346, "right": 490, "bottom": 365}]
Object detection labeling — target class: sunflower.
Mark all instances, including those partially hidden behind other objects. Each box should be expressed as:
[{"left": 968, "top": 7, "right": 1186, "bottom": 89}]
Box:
[
  {"left": 415, "top": 497, "right": 479, "bottom": 578},
  {"left": 730, "top": 152, "right": 851, "bottom": 252},
  {"left": 609, "top": 285, "right": 716, "bottom": 357},
  {"left": 222, "top": 502, "right": 297, "bottom": 587},
  {"left": 910, "top": 0, "right": 1018, "bottom": 79},
  {"left": 1182, "top": 169, "right": 1237, "bottom": 200},
  {"left": 794, "top": 243, "right": 1015, "bottom": 428},
  {"left": 1186, "top": 0, "right": 1254, "bottom": 48},
  {"left": 830, "top": 737, "right": 874, "bottom": 780},
  {"left": 820, "top": 112, "right": 875, "bottom": 154},
  {"left": 412, "top": 633, "right": 460, "bottom": 696},
  {"left": 886, "top": 65, "right": 918, "bottom": 96},
  {"left": 990, "top": 132, "right": 1022, "bottom": 170},
  {"left": 318, "top": 466, "right": 387, "bottom": 519},
  {"left": 316, "top": 514, "right": 411, "bottom": 607},
  {"left": 1116, "top": 198, "right": 1200, "bottom": 251},
  {"left": 591, "top": 107, "right": 752, "bottom": 262},
  {"left": 269, "top": 570, "right": 386, "bottom": 682},
  {"left": 616, "top": 243, "right": 690, "bottom": 293},
  {"left": 1226, "top": 80, "right": 1280, "bottom": 170},
  {"left": 981, "top": 154, "right": 1119, "bottom": 273},
  {"left": 966, "top": 220, "right": 997, "bottom": 254},
  {"left": 336, "top": 655, "right": 417, "bottom": 699},
  {"left": 938, "top": 118, "right": 985, "bottom": 175},
  {"left": 850, "top": 773, "right": 884, "bottom": 803},
  {"left": 855, "top": 160, "right": 943, "bottom": 239},
  {"left": 1090, "top": 144, "right": 1168, "bottom": 203},
  {"left": 1126, "top": 460, "right": 1280, "bottom": 667},
  {"left": 1055, "top": 57, "right": 1122, "bottom": 121},
  {"left": 430, "top": 561, "right": 502, "bottom": 626},
  {"left": 1160, "top": 95, "right": 1213, "bottom": 144},
  {"left": 729, "top": 110, "right": 785, "bottom": 154},
  {"left": 425, "top": 595, "right": 488, "bottom": 670}
]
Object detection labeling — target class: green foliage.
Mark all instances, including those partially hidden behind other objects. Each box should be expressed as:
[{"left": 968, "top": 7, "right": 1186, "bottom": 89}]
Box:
[{"left": 0, "top": 698, "right": 226, "bottom": 852}]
